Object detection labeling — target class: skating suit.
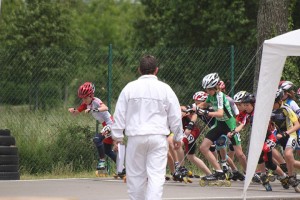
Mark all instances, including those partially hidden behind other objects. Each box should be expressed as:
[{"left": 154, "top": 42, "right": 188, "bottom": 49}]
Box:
[
  {"left": 77, "top": 97, "right": 114, "bottom": 144},
  {"left": 182, "top": 116, "right": 201, "bottom": 154}
]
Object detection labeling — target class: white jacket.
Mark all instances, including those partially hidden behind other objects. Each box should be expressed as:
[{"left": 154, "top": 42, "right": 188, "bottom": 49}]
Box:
[{"left": 112, "top": 75, "right": 183, "bottom": 142}]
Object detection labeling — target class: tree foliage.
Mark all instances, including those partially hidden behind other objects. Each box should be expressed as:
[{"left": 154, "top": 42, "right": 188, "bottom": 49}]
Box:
[
  {"left": 73, "top": 0, "right": 142, "bottom": 49},
  {"left": 134, "top": 0, "right": 258, "bottom": 48},
  {"left": 0, "top": 0, "right": 82, "bottom": 108}
]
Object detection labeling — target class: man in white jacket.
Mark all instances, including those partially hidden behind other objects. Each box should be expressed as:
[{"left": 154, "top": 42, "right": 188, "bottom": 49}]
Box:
[{"left": 112, "top": 55, "right": 183, "bottom": 200}]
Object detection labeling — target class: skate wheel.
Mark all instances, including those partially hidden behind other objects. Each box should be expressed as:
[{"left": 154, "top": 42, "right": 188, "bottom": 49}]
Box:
[
  {"left": 264, "top": 184, "right": 272, "bottom": 191},
  {"left": 183, "top": 177, "right": 188, "bottom": 184},
  {"left": 224, "top": 181, "right": 231, "bottom": 187},
  {"left": 187, "top": 178, "right": 193, "bottom": 183},
  {"left": 294, "top": 186, "right": 300, "bottom": 193},
  {"left": 282, "top": 184, "right": 289, "bottom": 189},
  {"left": 269, "top": 176, "right": 276, "bottom": 182},
  {"left": 199, "top": 179, "right": 207, "bottom": 187},
  {"left": 216, "top": 181, "right": 222, "bottom": 187},
  {"left": 95, "top": 171, "right": 99, "bottom": 177},
  {"left": 187, "top": 171, "right": 193, "bottom": 176},
  {"left": 123, "top": 177, "right": 126, "bottom": 183}
]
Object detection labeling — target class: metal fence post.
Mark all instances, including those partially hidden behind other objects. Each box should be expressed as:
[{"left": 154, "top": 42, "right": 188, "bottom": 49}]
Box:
[
  {"left": 106, "top": 44, "right": 113, "bottom": 174},
  {"left": 108, "top": 44, "right": 112, "bottom": 111},
  {"left": 230, "top": 45, "right": 235, "bottom": 97}
]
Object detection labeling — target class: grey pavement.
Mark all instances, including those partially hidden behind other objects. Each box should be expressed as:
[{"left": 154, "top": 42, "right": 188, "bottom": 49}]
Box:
[{"left": 0, "top": 177, "right": 299, "bottom": 200}]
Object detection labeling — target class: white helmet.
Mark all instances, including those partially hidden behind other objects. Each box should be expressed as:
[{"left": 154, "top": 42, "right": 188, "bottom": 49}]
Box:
[
  {"left": 275, "top": 88, "right": 284, "bottom": 102},
  {"left": 193, "top": 91, "right": 208, "bottom": 101},
  {"left": 280, "top": 81, "right": 294, "bottom": 91},
  {"left": 202, "top": 73, "right": 220, "bottom": 89},
  {"left": 233, "top": 91, "right": 247, "bottom": 103}
]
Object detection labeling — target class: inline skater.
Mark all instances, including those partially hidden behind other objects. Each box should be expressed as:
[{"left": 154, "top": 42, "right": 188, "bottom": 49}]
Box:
[
  {"left": 181, "top": 105, "right": 212, "bottom": 176},
  {"left": 68, "top": 82, "right": 122, "bottom": 175},
  {"left": 217, "top": 82, "right": 245, "bottom": 181},
  {"left": 187, "top": 91, "right": 243, "bottom": 180},
  {"left": 197, "top": 73, "right": 237, "bottom": 184},
  {"left": 271, "top": 88, "right": 300, "bottom": 192},
  {"left": 237, "top": 92, "right": 289, "bottom": 191}
]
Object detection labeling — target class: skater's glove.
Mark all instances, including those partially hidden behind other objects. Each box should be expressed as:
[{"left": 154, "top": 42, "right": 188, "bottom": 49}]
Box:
[
  {"left": 184, "top": 128, "right": 191, "bottom": 136},
  {"left": 196, "top": 107, "right": 209, "bottom": 116},
  {"left": 277, "top": 131, "right": 288, "bottom": 139},
  {"left": 186, "top": 121, "right": 195, "bottom": 130},
  {"left": 185, "top": 104, "right": 194, "bottom": 114},
  {"left": 101, "top": 126, "right": 111, "bottom": 138}
]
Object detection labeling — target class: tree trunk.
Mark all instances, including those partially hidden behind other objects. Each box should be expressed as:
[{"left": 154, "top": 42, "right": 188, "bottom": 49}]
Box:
[{"left": 253, "top": 0, "right": 289, "bottom": 94}]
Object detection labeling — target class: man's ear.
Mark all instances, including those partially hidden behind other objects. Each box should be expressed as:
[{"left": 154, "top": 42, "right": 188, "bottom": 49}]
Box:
[
  {"left": 154, "top": 67, "right": 159, "bottom": 75},
  {"left": 138, "top": 67, "right": 141, "bottom": 74}
]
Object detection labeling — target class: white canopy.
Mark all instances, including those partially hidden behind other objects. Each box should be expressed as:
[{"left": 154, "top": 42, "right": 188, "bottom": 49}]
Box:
[{"left": 243, "top": 29, "right": 300, "bottom": 199}]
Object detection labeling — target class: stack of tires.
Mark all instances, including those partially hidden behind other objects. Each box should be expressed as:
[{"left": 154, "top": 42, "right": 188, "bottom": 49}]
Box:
[{"left": 0, "top": 129, "right": 20, "bottom": 180}]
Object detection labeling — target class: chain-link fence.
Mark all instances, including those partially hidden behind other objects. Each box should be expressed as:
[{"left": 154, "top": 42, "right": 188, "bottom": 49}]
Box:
[{"left": 0, "top": 46, "right": 258, "bottom": 176}]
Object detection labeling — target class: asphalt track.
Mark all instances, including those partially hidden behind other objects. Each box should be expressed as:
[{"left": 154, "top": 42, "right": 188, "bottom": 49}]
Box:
[{"left": 0, "top": 177, "right": 299, "bottom": 200}]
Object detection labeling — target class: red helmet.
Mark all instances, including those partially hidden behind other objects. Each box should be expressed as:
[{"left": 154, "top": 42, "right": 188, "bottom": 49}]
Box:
[
  {"left": 193, "top": 91, "right": 208, "bottom": 101},
  {"left": 78, "top": 82, "right": 95, "bottom": 98},
  {"left": 218, "top": 80, "right": 225, "bottom": 90}
]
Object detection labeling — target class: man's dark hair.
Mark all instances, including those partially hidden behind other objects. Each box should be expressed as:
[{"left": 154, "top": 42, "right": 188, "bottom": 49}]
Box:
[{"left": 139, "top": 55, "right": 158, "bottom": 75}]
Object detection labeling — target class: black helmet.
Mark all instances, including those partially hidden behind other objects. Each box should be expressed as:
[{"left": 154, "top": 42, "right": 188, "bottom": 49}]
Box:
[{"left": 241, "top": 92, "right": 255, "bottom": 103}]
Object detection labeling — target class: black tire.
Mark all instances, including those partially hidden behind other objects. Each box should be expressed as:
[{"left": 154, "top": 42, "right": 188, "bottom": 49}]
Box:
[
  {"left": 0, "top": 146, "right": 18, "bottom": 155},
  {"left": 0, "top": 172, "right": 20, "bottom": 180},
  {"left": 0, "top": 155, "right": 19, "bottom": 165},
  {"left": 0, "top": 165, "right": 19, "bottom": 172},
  {"left": 0, "top": 129, "right": 11, "bottom": 136},
  {"left": 0, "top": 136, "right": 16, "bottom": 146}
]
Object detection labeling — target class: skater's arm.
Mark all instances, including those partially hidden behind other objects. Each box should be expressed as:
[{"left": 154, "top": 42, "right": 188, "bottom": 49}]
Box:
[
  {"left": 234, "top": 122, "right": 245, "bottom": 133},
  {"left": 89, "top": 103, "right": 108, "bottom": 113},
  {"left": 68, "top": 104, "right": 86, "bottom": 116}
]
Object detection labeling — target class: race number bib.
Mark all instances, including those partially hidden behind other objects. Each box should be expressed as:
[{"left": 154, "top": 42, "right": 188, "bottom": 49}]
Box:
[{"left": 187, "top": 134, "right": 195, "bottom": 144}]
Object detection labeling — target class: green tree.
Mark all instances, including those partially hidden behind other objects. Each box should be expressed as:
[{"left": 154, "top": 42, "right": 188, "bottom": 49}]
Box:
[
  {"left": 134, "top": 0, "right": 258, "bottom": 48},
  {"left": 0, "top": 0, "right": 83, "bottom": 109},
  {"left": 73, "top": 0, "right": 142, "bottom": 49}
]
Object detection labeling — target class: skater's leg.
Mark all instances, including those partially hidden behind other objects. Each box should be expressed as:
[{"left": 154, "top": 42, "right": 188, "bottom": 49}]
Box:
[
  {"left": 226, "top": 156, "right": 237, "bottom": 171},
  {"left": 233, "top": 145, "right": 247, "bottom": 172},
  {"left": 284, "top": 147, "right": 295, "bottom": 177},
  {"left": 176, "top": 145, "right": 185, "bottom": 167},
  {"left": 93, "top": 133, "right": 106, "bottom": 159},
  {"left": 200, "top": 138, "right": 222, "bottom": 171},
  {"left": 294, "top": 160, "right": 300, "bottom": 169},
  {"left": 228, "top": 143, "right": 235, "bottom": 160},
  {"left": 104, "top": 143, "right": 116, "bottom": 163},
  {"left": 167, "top": 151, "right": 175, "bottom": 174},
  {"left": 209, "top": 145, "right": 218, "bottom": 160},
  {"left": 187, "top": 154, "right": 211, "bottom": 175},
  {"left": 146, "top": 135, "right": 168, "bottom": 200},
  {"left": 93, "top": 133, "right": 107, "bottom": 169},
  {"left": 272, "top": 148, "right": 286, "bottom": 165},
  {"left": 167, "top": 134, "right": 179, "bottom": 167}
]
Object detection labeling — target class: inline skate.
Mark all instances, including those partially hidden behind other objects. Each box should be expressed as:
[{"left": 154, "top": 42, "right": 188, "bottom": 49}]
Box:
[{"left": 199, "top": 171, "right": 231, "bottom": 187}]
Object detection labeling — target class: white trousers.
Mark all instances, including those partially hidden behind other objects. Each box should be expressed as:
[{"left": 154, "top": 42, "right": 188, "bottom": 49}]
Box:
[{"left": 126, "top": 135, "right": 168, "bottom": 200}]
